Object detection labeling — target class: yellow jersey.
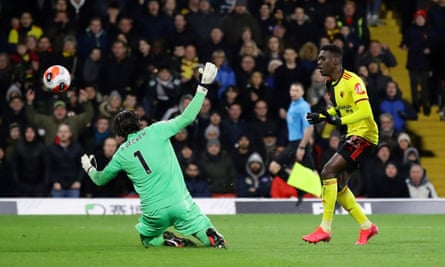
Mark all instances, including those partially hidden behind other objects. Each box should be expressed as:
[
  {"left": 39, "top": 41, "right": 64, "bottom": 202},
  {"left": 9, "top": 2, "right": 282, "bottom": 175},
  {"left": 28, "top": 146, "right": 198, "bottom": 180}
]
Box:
[{"left": 326, "top": 69, "right": 379, "bottom": 145}]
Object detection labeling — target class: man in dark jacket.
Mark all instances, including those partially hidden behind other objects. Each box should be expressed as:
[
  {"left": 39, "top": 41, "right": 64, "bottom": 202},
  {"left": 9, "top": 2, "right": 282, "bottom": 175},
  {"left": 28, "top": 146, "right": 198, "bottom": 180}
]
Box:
[{"left": 47, "top": 123, "right": 84, "bottom": 198}]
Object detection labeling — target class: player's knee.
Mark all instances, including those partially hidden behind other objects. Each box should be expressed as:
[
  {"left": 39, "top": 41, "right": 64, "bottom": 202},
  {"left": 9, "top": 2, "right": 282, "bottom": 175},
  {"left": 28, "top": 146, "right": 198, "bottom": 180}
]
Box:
[
  {"left": 320, "top": 166, "right": 335, "bottom": 180},
  {"left": 269, "top": 161, "right": 281, "bottom": 174}
]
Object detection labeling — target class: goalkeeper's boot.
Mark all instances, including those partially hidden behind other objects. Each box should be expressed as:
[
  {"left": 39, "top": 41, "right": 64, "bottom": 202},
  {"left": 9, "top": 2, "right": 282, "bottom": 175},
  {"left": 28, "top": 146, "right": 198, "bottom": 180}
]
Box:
[
  {"left": 163, "top": 231, "right": 195, "bottom": 247},
  {"left": 206, "top": 228, "right": 226, "bottom": 248},
  {"left": 302, "top": 227, "right": 332, "bottom": 243},
  {"left": 355, "top": 224, "right": 378, "bottom": 245}
]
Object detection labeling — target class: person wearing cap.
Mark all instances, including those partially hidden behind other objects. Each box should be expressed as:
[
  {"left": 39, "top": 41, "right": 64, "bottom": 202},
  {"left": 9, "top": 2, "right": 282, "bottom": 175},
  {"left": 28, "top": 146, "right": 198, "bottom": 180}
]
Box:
[
  {"left": 400, "top": 9, "right": 433, "bottom": 115},
  {"left": 25, "top": 89, "right": 94, "bottom": 145}
]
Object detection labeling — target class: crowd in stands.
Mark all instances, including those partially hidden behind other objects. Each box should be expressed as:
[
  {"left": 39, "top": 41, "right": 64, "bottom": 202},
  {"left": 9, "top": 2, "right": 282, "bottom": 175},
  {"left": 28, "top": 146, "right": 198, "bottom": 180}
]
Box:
[{"left": 0, "top": 0, "right": 442, "bottom": 199}]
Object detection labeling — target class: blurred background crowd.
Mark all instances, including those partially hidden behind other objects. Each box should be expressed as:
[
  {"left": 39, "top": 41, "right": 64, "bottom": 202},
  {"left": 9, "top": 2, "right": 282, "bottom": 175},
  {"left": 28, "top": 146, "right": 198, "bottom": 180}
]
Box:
[{"left": 0, "top": 0, "right": 443, "bottom": 199}]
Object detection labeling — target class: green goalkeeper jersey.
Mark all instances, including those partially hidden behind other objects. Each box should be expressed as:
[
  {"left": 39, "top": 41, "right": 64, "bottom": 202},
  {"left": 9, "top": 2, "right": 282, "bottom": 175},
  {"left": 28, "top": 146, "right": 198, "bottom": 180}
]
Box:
[{"left": 88, "top": 90, "right": 206, "bottom": 212}]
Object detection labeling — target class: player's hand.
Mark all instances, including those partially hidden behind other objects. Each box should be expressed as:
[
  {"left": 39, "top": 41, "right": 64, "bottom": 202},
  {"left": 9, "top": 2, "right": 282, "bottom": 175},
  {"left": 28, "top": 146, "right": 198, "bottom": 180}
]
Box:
[
  {"left": 306, "top": 112, "right": 324, "bottom": 124},
  {"left": 81, "top": 154, "right": 96, "bottom": 174},
  {"left": 199, "top": 62, "right": 218, "bottom": 85},
  {"left": 326, "top": 115, "right": 342, "bottom": 126}
]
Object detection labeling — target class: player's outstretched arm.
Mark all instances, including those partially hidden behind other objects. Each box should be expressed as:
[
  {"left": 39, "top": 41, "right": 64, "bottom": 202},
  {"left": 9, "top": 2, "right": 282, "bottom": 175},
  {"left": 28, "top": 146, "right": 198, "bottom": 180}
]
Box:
[
  {"left": 166, "top": 62, "right": 218, "bottom": 132},
  {"left": 81, "top": 154, "right": 119, "bottom": 186}
]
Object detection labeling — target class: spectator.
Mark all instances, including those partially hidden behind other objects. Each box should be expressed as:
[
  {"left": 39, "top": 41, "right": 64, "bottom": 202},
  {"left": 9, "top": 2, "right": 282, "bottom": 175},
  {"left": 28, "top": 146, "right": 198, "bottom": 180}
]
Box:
[
  {"left": 79, "top": 47, "right": 102, "bottom": 87},
  {"left": 167, "top": 14, "right": 198, "bottom": 50},
  {"left": 98, "top": 90, "right": 124, "bottom": 125},
  {"left": 377, "top": 161, "right": 409, "bottom": 198},
  {"left": 405, "top": 163, "right": 438, "bottom": 198},
  {"left": 44, "top": 10, "right": 77, "bottom": 54},
  {"left": 428, "top": 1, "right": 445, "bottom": 118},
  {"left": 336, "top": 0, "right": 370, "bottom": 51},
  {"left": 362, "top": 142, "right": 392, "bottom": 197},
  {"left": 273, "top": 47, "right": 310, "bottom": 112},
  {"left": 236, "top": 152, "right": 272, "bottom": 197},
  {"left": 400, "top": 146, "right": 420, "bottom": 179},
  {"left": 356, "top": 40, "right": 397, "bottom": 75},
  {"left": 378, "top": 113, "right": 400, "bottom": 152},
  {"left": 142, "top": 66, "right": 182, "bottom": 120},
  {"left": 4, "top": 123, "right": 21, "bottom": 163},
  {"left": 222, "top": 0, "right": 262, "bottom": 47},
  {"left": 110, "top": 16, "right": 140, "bottom": 56},
  {"left": 285, "top": 6, "right": 319, "bottom": 51},
  {"left": 84, "top": 137, "right": 132, "bottom": 197},
  {"left": 36, "top": 36, "right": 57, "bottom": 82},
  {"left": 99, "top": 40, "right": 136, "bottom": 96},
  {"left": 221, "top": 102, "right": 250, "bottom": 149},
  {"left": 135, "top": 38, "right": 156, "bottom": 88},
  {"left": 81, "top": 116, "right": 111, "bottom": 154},
  {"left": 319, "top": 15, "right": 340, "bottom": 42},
  {"left": 186, "top": 0, "right": 222, "bottom": 44},
  {"left": 183, "top": 161, "right": 211, "bottom": 198},
  {"left": 137, "top": 0, "right": 174, "bottom": 43},
  {"left": 2, "top": 87, "right": 27, "bottom": 134},
  {"left": 0, "top": 53, "right": 12, "bottom": 100},
  {"left": 199, "top": 138, "right": 237, "bottom": 195},
  {"left": 55, "top": 35, "right": 79, "bottom": 85},
  {"left": 25, "top": 89, "right": 94, "bottom": 145},
  {"left": 179, "top": 44, "right": 199, "bottom": 84},
  {"left": 256, "top": 2, "right": 277, "bottom": 40},
  {"left": 400, "top": 9, "right": 433, "bottom": 115},
  {"left": 263, "top": 35, "right": 283, "bottom": 64},
  {"left": 77, "top": 17, "right": 110, "bottom": 59},
  {"left": 231, "top": 135, "right": 256, "bottom": 177},
  {"left": 248, "top": 99, "right": 279, "bottom": 148},
  {"left": 47, "top": 123, "right": 84, "bottom": 198},
  {"left": 178, "top": 144, "right": 198, "bottom": 170},
  {"left": 379, "top": 80, "right": 417, "bottom": 132},
  {"left": 198, "top": 27, "right": 230, "bottom": 64},
  {"left": 366, "top": 60, "right": 392, "bottom": 116},
  {"left": 8, "top": 11, "right": 43, "bottom": 48},
  {"left": 211, "top": 50, "right": 236, "bottom": 99},
  {"left": 306, "top": 68, "right": 327, "bottom": 107},
  {"left": 243, "top": 72, "right": 273, "bottom": 119},
  {"left": 10, "top": 42, "right": 39, "bottom": 89},
  {"left": 0, "top": 146, "right": 14, "bottom": 197},
  {"left": 13, "top": 124, "right": 48, "bottom": 197},
  {"left": 394, "top": 132, "right": 413, "bottom": 164}
]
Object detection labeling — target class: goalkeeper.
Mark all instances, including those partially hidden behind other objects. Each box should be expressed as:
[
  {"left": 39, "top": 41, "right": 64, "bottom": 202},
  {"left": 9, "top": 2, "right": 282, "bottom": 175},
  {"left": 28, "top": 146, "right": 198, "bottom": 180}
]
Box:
[
  {"left": 303, "top": 45, "right": 379, "bottom": 245},
  {"left": 81, "top": 63, "right": 226, "bottom": 249}
]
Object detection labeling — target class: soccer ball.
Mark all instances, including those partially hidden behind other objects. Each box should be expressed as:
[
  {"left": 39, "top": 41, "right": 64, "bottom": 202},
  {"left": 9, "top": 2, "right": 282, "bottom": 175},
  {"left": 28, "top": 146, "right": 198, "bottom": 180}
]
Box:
[{"left": 42, "top": 65, "right": 71, "bottom": 93}]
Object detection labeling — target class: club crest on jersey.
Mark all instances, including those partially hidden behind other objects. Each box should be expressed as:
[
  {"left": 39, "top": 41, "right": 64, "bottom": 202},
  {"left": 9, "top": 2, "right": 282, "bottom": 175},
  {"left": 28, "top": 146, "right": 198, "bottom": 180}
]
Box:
[
  {"left": 340, "top": 91, "right": 344, "bottom": 98},
  {"left": 354, "top": 83, "right": 365, "bottom": 95}
]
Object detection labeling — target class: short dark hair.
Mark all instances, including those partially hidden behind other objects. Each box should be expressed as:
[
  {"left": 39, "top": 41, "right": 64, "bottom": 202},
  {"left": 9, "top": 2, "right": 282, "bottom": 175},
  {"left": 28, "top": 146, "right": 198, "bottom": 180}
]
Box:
[
  {"left": 113, "top": 110, "right": 140, "bottom": 139},
  {"left": 320, "top": 44, "right": 343, "bottom": 59}
]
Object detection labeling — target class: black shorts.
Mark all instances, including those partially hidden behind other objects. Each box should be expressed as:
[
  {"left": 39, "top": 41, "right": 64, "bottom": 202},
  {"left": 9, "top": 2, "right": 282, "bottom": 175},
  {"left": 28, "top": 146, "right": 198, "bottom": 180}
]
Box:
[
  {"left": 275, "top": 140, "right": 315, "bottom": 169},
  {"left": 337, "top": 135, "right": 376, "bottom": 169}
]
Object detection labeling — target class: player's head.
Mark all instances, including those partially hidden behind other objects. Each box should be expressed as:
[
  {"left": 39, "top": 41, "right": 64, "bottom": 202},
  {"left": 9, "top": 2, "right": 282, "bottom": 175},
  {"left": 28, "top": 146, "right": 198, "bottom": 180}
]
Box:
[
  {"left": 113, "top": 110, "right": 140, "bottom": 140},
  {"left": 318, "top": 44, "right": 343, "bottom": 76}
]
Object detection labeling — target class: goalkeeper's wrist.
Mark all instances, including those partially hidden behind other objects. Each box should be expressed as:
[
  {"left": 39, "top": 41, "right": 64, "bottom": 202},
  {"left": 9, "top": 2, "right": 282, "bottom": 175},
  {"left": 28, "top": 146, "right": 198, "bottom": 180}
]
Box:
[{"left": 197, "top": 85, "right": 208, "bottom": 94}]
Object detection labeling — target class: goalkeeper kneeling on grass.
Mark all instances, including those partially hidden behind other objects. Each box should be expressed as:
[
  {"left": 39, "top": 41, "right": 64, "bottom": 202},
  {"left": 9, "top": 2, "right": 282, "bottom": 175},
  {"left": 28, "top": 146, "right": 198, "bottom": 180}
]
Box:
[{"left": 81, "top": 63, "right": 226, "bottom": 249}]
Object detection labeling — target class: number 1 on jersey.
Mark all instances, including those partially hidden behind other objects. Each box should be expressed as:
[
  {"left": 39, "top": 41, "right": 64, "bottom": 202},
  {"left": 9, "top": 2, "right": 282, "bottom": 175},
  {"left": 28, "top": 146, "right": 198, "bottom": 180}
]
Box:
[{"left": 134, "top": 150, "right": 152, "bottom": 174}]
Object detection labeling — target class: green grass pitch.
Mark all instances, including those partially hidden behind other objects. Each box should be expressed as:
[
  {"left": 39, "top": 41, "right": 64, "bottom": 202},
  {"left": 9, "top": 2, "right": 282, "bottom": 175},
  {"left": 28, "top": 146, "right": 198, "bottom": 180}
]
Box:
[{"left": 1, "top": 214, "right": 444, "bottom": 267}]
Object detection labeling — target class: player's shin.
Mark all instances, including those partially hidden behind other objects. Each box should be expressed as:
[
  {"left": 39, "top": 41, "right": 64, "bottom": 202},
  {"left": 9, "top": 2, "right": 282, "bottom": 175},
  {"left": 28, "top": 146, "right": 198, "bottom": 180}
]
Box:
[
  {"left": 320, "top": 178, "right": 338, "bottom": 232},
  {"left": 337, "top": 186, "right": 371, "bottom": 229}
]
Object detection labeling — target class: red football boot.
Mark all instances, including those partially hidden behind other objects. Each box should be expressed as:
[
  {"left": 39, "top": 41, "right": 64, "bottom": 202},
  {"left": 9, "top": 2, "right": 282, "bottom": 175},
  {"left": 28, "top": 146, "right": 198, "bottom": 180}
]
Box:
[
  {"left": 302, "top": 227, "right": 332, "bottom": 243},
  {"left": 355, "top": 224, "right": 379, "bottom": 245}
]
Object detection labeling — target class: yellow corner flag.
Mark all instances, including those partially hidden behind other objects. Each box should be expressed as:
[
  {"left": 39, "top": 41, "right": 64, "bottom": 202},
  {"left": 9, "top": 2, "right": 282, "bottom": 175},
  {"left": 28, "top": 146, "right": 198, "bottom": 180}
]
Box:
[{"left": 287, "top": 162, "right": 322, "bottom": 198}]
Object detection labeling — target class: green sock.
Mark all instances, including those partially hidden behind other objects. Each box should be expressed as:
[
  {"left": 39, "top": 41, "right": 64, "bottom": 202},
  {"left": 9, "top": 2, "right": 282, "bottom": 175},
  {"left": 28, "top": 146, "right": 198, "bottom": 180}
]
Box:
[
  {"left": 140, "top": 234, "right": 165, "bottom": 247},
  {"left": 193, "top": 229, "right": 210, "bottom": 246}
]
